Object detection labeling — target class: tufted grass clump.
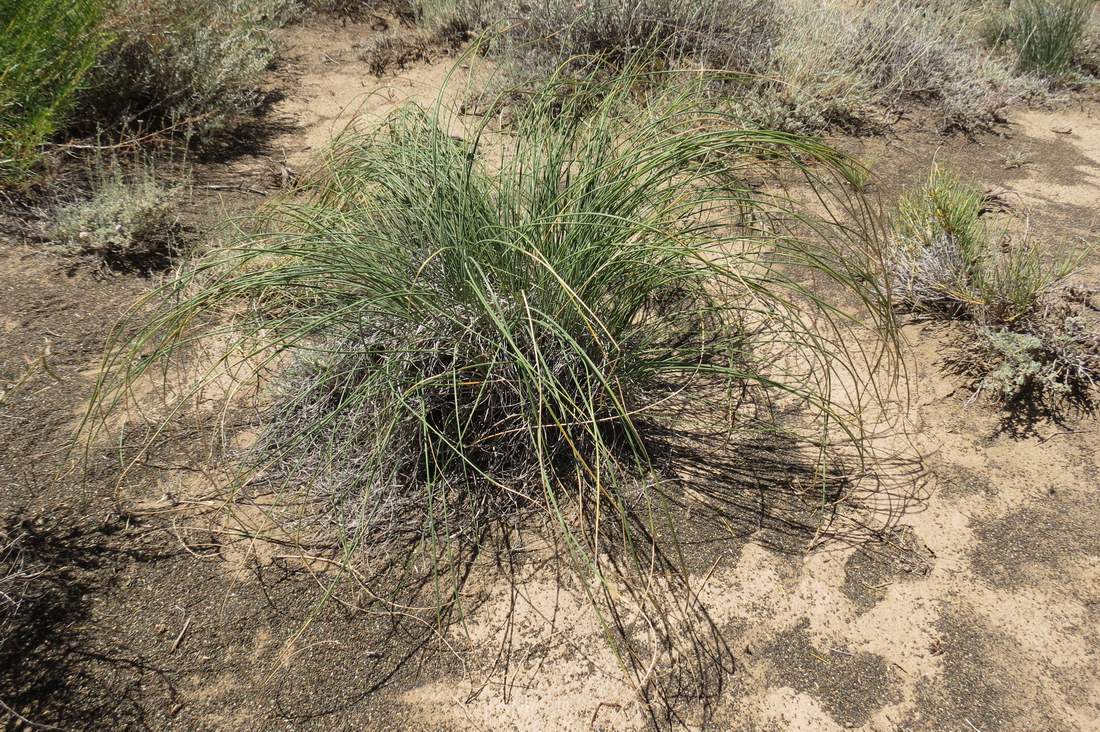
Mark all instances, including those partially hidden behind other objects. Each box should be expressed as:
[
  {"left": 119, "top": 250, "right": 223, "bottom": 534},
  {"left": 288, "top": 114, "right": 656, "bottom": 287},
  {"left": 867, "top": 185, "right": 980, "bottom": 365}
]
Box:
[
  {"left": 86, "top": 73, "right": 897, "bottom": 631},
  {"left": 1005, "top": 0, "right": 1094, "bottom": 77}
]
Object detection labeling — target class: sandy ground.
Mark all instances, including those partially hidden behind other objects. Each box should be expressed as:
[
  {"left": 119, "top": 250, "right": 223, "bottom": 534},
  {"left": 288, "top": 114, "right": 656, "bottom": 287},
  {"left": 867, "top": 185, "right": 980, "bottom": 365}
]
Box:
[{"left": 2, "top": 14, "right": 1099, "bottom": 731}]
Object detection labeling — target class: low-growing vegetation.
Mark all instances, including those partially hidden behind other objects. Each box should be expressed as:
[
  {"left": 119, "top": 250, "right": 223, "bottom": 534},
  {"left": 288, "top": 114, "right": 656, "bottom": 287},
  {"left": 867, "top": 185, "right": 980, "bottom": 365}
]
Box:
[
  {"left": 2, "top": 0, "right": 305, "bottom": 187},
  {"left": 887, "top": 166, "right": 1097, "bottom": 407},
  {"left": 440, "top": 0, "right": 1083, "bottom": 133},
  {"left": 6, "top": 0, "right": 1094, "bottom": 189},
  {"left": 985, "top": 0, "right": 1096, "bottom": 76},
  {"left": 762, "top": 0, "right": 1038, "bottom": 132},
  {"left": 51, "top": 160, "right": 185, "bottom": 271},
  {"left": 77, "top": 0, "right": 297, "bottom": 139},
  {"left": 86, "top": 75, "right": 897, "bottom": 664}
]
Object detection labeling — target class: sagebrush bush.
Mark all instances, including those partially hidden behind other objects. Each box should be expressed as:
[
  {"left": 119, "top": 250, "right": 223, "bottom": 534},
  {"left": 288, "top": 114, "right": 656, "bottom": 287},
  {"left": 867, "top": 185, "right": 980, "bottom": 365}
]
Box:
[
  {"left": 435, "top": 0, "right": 779, "bottom": 112},
  {"left": 448, "top": 0, "right": 1038, "bottom": 132},
  {"left": 500, "top": 0, "right": 778, "bottom": 73},
  {"left": 87, "top": 74, "right": 896, "bottom": 622},
  {"left": 53, "top": 161, "right": 184, "bottom": 270},
  {"left": 755, "top": 0, "right": 1037, "bottom": 132},
  {"left": 950, "top": 294, "right": 1099, "bottom": 407},
  {"left": 359, "top": 32, "right": 445, "bottom": 75},
  {"left": 888, "top": 166, "right": 1096, "bottom": 406},
  {"left": 0, "top": 0, "right": 107, "bottom": 184},
  {"left": 972, "top": 328, "right": 1068, "bottom": 401},
  {"left": 78, "top": 0, "right": 295, "bottom": 138}
]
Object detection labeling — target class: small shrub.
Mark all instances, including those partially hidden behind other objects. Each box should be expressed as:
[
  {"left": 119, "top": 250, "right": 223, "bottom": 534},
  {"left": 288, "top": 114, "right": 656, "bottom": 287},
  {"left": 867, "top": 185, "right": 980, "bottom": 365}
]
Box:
[
  {"left": 1027, "top": 298, "right": 1100, "bottom": 393},
  {"left": 971, "top": 328, "right": 1065, "bottom": 401},
  {"left": 359, "top": 32, "right": 436, "bottom": 75},
  {"left": 954, "top": 302, "right": 1099, "bottom": 405},
  {"left": 52, "top": 162, "right": 184, "bottom": 271},
  {"left": 78, "top": 0, "right": 295, "bottom": 138},
  {"left": 1008, "top": 0, "right": 1093, "bottom": 76},
  {"left": 889, "top": 166, "right": 996, "bottom": 317},
  {"left": 981, "top": 0, "right": 1018, "bottom": 47},
  {"left": 889, "top": 166, "right": 1075, "bottom": 322},
  {"left": 763, "top": 0, "right": 1033, "bottom": 132},
  {"left": 87, "top": 74, "right": 896, "bottom": 631},
  {"left": 500, "top": 0, "right": 778, "bottom": 72},
  {"left": 0, "top": 0, "right": 107, "bottom": 185},
  {"left": 1002, "top": 146, "right": 1032, "bottom": 168},
  {"left": 444, "top": 0, "right": 779, "bottom": 103},
  {"left": 889, "top": 165, "right": 1096, "bottom": 407}
]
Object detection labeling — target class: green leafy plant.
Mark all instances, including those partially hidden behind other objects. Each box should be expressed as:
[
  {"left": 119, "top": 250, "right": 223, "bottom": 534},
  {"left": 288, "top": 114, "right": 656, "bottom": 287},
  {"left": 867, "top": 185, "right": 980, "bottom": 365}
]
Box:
[
  {"left": 954, "top": 306, "right": 1099, "bottom": 406},
  {"left": 0, "top": 0, "right": 108, "bottom": 184},
  {"left": 889, "top": 165, "right": 1096, "bottom": 408},
  {"left": 889, "top": 165, "right": 1076, "bottom": 323},
  {"left": 971, "top": 328, "right": 1064, "bottom": 401}
]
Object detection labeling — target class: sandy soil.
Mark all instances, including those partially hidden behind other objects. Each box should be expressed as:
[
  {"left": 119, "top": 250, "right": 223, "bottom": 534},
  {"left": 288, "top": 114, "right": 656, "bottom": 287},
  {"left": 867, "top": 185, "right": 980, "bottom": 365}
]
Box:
[{"left": 2, "top": 14, "right": 1099, "bottom": 731}]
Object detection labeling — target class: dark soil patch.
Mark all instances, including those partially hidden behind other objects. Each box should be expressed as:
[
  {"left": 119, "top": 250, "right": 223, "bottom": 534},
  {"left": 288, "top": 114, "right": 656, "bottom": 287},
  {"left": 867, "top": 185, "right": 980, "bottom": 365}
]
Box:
[
  {"left": 969, "top": 490, "right": 1100, "bottom": 593},
  {"left": 842, "top": 525, "right": 934, "bottom": 614},
  {"left": 758, "top": 618, "right": 901, "bottom": 727},
  {"left": 0, "top": 245, "right": 453, "bottom": 728},
  {"left": 927, "top": 459, "right": 999, "bottom": 499},
  {"left": 905, "top": 604, "right": 1040, "bottom": 731}
]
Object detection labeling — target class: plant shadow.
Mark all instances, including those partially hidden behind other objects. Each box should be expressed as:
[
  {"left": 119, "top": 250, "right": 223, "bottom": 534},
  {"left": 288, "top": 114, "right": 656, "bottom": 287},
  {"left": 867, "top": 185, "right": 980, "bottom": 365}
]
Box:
[
  {"left": 0, "top": 509, "right": 179, "bottom": 729},
  {"left": 229, "top": 404, "right": 928, "bottom": 728}
]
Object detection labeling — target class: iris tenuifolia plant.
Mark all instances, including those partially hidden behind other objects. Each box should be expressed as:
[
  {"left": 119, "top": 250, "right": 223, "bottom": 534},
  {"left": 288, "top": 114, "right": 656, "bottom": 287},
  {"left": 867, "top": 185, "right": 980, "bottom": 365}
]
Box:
[{"left": 84, "top": 69, "right": 898, "bottom": 652}]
